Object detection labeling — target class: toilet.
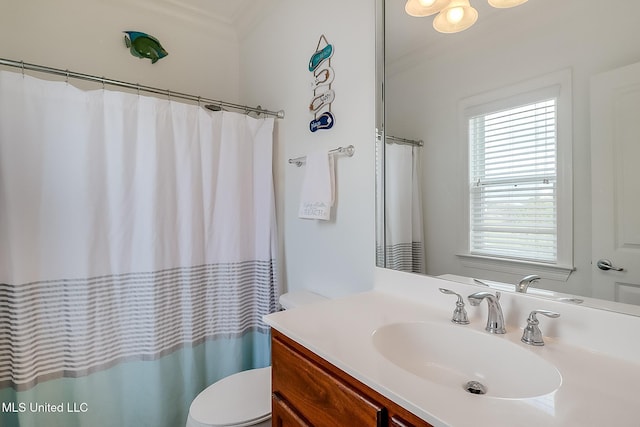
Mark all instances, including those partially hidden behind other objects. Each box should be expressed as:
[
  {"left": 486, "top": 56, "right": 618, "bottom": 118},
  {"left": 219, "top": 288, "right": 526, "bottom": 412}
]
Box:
[{"left": 185, "top": 290, "right": 326, "bottom": 427}]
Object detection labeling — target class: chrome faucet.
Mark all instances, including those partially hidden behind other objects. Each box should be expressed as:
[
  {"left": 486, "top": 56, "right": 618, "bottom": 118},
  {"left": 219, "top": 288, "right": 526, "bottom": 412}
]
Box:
[
  {"left": 468, "top": 291, "right": 506, "bottom": 334},
  {"left": 521, "top": 310, "right": 560, "bottom": 346},
  {"left": 516, "top": 274, "right": 540, "bottom": 293},
  {"left": 439, "top": 288, "right": 470, "bottom": 325}
]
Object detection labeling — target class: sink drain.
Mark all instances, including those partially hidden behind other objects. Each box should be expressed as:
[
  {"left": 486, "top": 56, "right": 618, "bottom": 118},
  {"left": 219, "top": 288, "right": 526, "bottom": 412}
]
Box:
[{"left": 464, "top": 381, "right": 487, "bottom": 395}]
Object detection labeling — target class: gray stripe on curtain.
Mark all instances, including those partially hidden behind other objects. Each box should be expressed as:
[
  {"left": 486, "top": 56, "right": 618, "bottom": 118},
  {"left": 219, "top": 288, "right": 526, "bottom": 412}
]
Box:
[
  {"left": 377, "top": 243, "right": 425, "bottom": 274},
  {"left": 0, "top": 260, "right": 277, "bottom": 391}
]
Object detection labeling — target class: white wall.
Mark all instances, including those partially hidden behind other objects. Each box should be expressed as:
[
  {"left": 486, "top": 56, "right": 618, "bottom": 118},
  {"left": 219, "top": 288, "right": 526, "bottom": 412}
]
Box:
[
  {"left": 0, "top": 0, "right": 378, "bottom": 299},
  {"left": 239, "top": 0, "right": 377, "bottom": 298},
  {"left": 386, "top": 0, "right": 640, "bottom": 297},
  {"left": 0, "top": 0, "right": 240, "bottom": 103}
]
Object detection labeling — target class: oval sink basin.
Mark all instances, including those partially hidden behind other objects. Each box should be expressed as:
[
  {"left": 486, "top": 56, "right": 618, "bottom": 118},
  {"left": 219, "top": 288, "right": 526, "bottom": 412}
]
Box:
[{"left": 372, "top": 321, "right": 561, "bottom": 399}]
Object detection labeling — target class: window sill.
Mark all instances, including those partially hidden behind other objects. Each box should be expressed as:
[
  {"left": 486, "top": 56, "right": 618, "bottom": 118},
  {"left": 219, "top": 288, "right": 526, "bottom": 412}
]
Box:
[{"left": 456, "top": 253, "right": 575, "bottom": 281}]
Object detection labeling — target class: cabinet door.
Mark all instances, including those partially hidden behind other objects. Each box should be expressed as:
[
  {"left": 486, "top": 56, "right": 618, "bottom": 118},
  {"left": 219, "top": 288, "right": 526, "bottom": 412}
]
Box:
[
  {"left": 272, "top": 392, "right": 312, "bottom": 427},
  {"left": 390, "top": 415, "right": 419, "bottom": 427},
  {"left": 272, "top": 335, "right": 387, "bottom": 427}
]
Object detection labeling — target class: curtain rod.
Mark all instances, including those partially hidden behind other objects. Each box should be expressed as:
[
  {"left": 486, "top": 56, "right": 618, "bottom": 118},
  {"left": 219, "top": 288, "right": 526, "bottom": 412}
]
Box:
[
  {"left": 386, "top": 135, "right": 424, "bottom": 147},
  {"left": 0, "top": 57, "right": 285, "bottom": 119}
]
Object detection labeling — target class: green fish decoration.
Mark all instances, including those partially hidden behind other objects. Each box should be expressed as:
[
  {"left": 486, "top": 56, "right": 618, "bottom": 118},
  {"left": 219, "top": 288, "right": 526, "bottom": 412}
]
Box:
[{"left": 123, "top": 31, "right": 168, "bottom": 64}]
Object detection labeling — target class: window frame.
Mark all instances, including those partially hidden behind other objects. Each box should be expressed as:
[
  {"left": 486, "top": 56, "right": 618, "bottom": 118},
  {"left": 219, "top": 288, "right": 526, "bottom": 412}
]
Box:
[{"left": 457, "top": 70, "right": 574, "bottom": 279}]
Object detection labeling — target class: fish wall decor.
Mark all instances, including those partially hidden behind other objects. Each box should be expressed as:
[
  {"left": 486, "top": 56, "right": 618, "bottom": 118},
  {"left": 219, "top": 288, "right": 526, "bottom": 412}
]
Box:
[{"left": 123, "top": 31, "right": 168, "bottom": 64}]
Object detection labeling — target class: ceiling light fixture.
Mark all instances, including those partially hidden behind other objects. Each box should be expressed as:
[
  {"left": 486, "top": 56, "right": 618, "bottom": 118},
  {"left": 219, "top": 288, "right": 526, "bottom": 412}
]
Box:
[
  {"left": 433, "top": 0, "right": 478, "bottom": 33},
  {"left": 488, "top": 0, "right": 528, "bottom": 8},
  {"left": 404, "top": 0, "right": 528, "bottom": 33},
  {"left": 405, "top": 0, "right": 451, "bottom": 16}
]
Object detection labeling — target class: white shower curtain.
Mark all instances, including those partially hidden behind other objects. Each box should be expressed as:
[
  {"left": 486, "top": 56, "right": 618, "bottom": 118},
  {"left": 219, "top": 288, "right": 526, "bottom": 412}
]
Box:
[
  {"left": 384, "top": 143, "right": 425, "bottom": 273},
  {"left": 0, "top": 70, "right": 277, "bottom": 427}
]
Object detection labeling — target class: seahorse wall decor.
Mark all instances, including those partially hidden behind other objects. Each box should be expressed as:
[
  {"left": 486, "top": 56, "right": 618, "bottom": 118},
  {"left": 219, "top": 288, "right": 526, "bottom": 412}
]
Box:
[{"left": 309, "top": 35, "right": 334, "bottom": 132}]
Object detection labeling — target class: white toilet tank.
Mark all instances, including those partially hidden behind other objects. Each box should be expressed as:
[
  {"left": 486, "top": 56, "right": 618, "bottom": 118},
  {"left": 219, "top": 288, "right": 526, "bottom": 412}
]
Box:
[
  {"left": 278, "top": 290, "right": 327, "bottom": 310},
  {"left": 186, "top": 290, "right": 326, "bottom": 427}
]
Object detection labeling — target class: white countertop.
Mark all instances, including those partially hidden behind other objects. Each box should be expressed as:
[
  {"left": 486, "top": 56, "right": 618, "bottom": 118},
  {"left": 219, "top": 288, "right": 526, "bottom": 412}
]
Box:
[{"left": 264, "top": 280, "right": 640, "bottom": 427}]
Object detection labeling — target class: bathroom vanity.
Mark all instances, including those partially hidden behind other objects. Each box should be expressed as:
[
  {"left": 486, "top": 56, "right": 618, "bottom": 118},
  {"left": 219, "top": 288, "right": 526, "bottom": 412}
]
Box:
[
  {"left": 264, "top": 270, "right": 640, "bottom": 427},
  {"left": 271, "top": 329, "right": 430, "bottom": 426}
]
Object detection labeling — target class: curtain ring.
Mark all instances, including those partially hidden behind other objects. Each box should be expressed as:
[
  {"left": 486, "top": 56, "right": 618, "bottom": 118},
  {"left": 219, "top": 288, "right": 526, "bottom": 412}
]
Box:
[
  {"left": 65, "top": 70, "right": 70, "bottom": 84},
  {"left": 136, "top": 83, "right": 141, "bottom": 97},
  {"left": 167, "top": 89, "right": 171, "bottom": 101},
  {"left": 197, "top": 96, "right": 201, "bottom": 107},
  {"left": 20, "top": 61, "right": 25, "bottom": 77},
  {"left": 101, "top": 77, "right": 105, "bottom": 90}
]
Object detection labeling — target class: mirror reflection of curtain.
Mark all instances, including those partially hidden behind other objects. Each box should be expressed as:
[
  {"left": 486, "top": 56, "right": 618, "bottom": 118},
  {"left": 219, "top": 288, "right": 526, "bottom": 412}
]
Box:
[{"left": 384, "top": 142, "right": 425, "bottom": 273}]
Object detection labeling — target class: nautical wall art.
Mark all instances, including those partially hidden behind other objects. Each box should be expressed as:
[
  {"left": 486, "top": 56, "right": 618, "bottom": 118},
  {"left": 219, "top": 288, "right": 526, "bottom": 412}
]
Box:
[
  {"left": 123, "top": 31, "right": 168, "bottom": 64},
  {"left": 309, "top": 34, "right": 334, "bottom": 132}
]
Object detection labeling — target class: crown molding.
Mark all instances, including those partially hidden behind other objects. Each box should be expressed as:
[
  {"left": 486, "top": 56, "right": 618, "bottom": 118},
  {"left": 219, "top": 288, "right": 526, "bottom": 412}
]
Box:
[
  {"left": 104, "top": 0, "right": 238, "bottom": 41},
  {"left": 232, "top": 0, "right": 283, "bottom": 42}
]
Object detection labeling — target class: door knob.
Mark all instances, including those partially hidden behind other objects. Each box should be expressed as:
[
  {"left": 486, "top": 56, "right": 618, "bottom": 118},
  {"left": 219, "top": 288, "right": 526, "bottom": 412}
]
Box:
[{"left": 596, "top": 259, "right": 624, "bottom": 271}]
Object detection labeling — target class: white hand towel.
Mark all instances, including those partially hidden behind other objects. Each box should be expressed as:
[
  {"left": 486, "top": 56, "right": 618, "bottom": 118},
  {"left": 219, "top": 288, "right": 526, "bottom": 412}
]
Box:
[{"left": 298, "top": 150, "right": 335, "bottom": 221}]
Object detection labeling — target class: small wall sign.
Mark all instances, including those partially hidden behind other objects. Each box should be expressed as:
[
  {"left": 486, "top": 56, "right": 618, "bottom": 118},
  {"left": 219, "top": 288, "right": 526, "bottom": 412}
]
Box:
[{"left": 309, "top": 34, "right": 334, "bottom": 132}]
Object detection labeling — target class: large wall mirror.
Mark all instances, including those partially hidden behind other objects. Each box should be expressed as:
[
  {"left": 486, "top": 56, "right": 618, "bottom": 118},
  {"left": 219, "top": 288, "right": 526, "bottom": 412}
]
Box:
[{"left": 376, "top": 0, "right": 640, "bottom": 316}]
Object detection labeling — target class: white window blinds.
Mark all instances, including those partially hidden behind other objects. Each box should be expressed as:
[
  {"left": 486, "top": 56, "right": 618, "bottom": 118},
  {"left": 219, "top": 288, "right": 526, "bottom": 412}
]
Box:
[{"left": 469, "top": 98, "right": 557, "bottom": 263}]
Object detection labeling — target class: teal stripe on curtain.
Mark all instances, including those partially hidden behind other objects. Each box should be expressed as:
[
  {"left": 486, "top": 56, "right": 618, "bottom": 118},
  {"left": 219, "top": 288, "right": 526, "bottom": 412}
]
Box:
[{"left": 0, "top": 330, "right": 271, "bottom": 427}]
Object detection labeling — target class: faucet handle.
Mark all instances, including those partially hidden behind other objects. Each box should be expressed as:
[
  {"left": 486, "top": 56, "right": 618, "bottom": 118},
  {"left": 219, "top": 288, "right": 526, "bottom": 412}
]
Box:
[
  {"left": 439, "top": 288, "right": 470, "bottom": 325},
  {"left": 521, "top": 309, "right": 560, "bottom": 346}
]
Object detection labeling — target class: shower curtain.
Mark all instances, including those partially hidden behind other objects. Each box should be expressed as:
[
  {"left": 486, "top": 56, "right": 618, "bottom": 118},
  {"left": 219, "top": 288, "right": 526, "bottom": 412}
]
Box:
[
  {"left": 0, "top": 70, "right": 278, "bottom": 427},
  {"left": 384, "top": 142, "right": 425, "bottom": 274}
]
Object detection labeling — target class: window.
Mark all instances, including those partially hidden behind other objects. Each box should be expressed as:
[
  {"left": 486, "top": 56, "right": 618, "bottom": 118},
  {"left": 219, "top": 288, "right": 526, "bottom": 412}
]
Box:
[
  {"left": 469, "top": 99, "right": 557, "bottom": 262},
  {"left": 459, "top": 71, "right": 573, "bottom": 273}
]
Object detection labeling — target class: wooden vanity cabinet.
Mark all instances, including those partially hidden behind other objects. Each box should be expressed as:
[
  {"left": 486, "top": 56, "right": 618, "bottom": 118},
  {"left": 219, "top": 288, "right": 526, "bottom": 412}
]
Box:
[{"left": 271, "top": 329, "right": 433, "bottom": 427}]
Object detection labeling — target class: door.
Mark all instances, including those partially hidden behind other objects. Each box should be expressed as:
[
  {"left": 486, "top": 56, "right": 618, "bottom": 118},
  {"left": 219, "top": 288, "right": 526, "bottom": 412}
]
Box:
[{"left": 590, "top": 61, "right": 640, "bottom": 304}]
